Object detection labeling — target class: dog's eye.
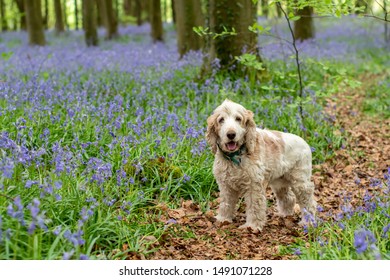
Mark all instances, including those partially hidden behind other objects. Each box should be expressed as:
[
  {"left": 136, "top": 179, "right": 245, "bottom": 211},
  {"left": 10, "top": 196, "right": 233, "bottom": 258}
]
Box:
[
  {"left": 218, "top": 117, "right": 225, "bottom": 124},
  {"left": 235, "top": 116, "right": 242, "bottom": 122}
]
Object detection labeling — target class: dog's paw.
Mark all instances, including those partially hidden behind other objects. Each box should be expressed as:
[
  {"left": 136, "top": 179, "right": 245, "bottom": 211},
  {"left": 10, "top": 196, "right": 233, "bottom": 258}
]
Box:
[
  {"left": 239, "top": 223, "right": 263, "bottom": 233},
  {"left": 216, "top": 214, "right": 233, "bottom": 223},
  {"left": 215, "top": 215, "right": 233, "bottom": 226}
]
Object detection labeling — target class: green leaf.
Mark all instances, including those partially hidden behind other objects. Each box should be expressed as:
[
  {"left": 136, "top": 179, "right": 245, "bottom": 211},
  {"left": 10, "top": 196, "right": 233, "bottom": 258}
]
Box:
[
  {"left": 290, "top": 15, "right": 301, "bottom": 21},
  {"left": 1, "top": 51, "right": 13, "bottom": 61}
]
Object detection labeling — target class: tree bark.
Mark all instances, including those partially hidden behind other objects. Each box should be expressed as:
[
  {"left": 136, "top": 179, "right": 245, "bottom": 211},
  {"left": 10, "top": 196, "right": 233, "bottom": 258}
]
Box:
[
  {"left": 42, "top": 0, "right": 48, "bottom": 29},
  {"left": 174, "top": 0, "right": 204, "bottom": 58},
  {"left": 54, "top": 0, "right": 65, "bottom": 34},
  {"left": 99, "top": 0, "right": 118, "bottom": 39},
  {"left": 203, "top": 0, "right": 261, "bottom": 75},
  {"left": 149, "top": 0, "right": 163, "bottom": 42},
  {"left": 123, "top": 0, "right": 131, "bottom": 15},
  {"left": 15, "top": 0, "right": 26, "bottom": 30},
  {"left": 171, "top": 0, "right": 176, "bottom": 24},
  {"left": 74, "top": 0, "right": 79, "bottom": 30},
  {"left": 83, "top": 0, "right": 99, "bottom": 46},
  {"left": 261, "top": 0, "right": 269, "bottom": 18},
  {"left": 134, "top": 0, "right": 142, "bottom": 26},
  {"left": 24, "top": 0, "right": 46, "bottom": 45},
  {"left": 293, "top": 6, "right": 315, "bottom": 41},
  {"left": 0, "top": 0, "right": 8, "bottom": 31}
]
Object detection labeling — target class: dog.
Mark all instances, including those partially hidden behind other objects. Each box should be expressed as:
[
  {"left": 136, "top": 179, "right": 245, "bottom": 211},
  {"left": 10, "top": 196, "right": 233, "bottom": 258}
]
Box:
[{"left": 206, "top": 99, "right": 316, "bottom": 232}]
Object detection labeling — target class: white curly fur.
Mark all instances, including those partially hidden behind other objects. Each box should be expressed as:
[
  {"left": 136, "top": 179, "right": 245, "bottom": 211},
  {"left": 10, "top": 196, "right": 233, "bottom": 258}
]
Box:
[{"left": 206, "top": 99, "right": 316, "bottom": 232}]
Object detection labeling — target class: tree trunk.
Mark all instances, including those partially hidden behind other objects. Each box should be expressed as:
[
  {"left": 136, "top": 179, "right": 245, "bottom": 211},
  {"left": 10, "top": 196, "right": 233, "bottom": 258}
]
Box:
[
  {"left": 171, "top": 0, "right": 176, "bottom": 24},
  {"left": 174, "top": 0, "right": 204, "bottom": 58},
  {"left": 293, "top": 6, "right": 314, "bottom": 41},
  {"left": 15, "top": 0, "right": 26, "bottom": 30},
  {"left": 134, "top": 0, "right": 142, "bottom": 26},
  {"left": 385, "top": 0, "right": 390, "bottom": 44},
  {"left": 203, "top": 0, "right": 261, "bottom": 75},
  {"left": 83, "top": 0, "right": 98, "bottom": 46},
  {"left": 123, "top": 0, "right": 131, "bottom": 15},
  {"left": 62, "top": 0, "right": 68, "bottom": 29},
  {"left": 24, "top": 0, "right": 46, "bottom": 45},
  {"left": 0, "top": 0, "right": 7, "bottom": 31},
  {"left": 74, "top": 0, "right": 79, "bottom": 30},
  {"left": 54, "top": 0, "right": 65, "bottom": 34},
  {"left": 149, "top": 0, "right": 163, "bottom": 42},
  {"left": 42, "top": 0, "right": 48, "bottom": 29},
  {"left": 99, "top": 0, "right": 118, "bottom": 39},
  {"left": 261, "top": 0, "right": 269, "bottom": 18}
]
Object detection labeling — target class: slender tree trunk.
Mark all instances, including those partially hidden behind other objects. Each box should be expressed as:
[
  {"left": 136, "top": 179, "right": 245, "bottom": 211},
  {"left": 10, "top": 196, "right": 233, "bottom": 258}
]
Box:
[
  {"left": 149, "top": 0, "right": 163, "bottom": 42},
  {"left": 74, "top": 0, "right": 79, "bottom": 30},
  {"left": 42, "top": 0, "right": 48, "bottom": 29},
  {"left": 171, "top": 0, "right": 176, "bottom": 24},
  {"left": 203, "top": 0, "right": 261, "bottom": 75},
  {"left": 24, "top": 0, "right": 46, "bottom": 45},
  {"left": 293, "top": 6, "right": 314, "bottom": 41},
  {"left": 83, "top": 0, "right": 98, "bottom": 46},
  {"left": 62, "top": 0, "right": 68, "bottom": 29},
  {"left": 123, "top": 0, "right": 131, "bottom": 15},
  {"left": 134, "top": 0, "right": 142, "bottom": 26},
  {"left": 0, "top": 0, "right": 8, "bottom": 31},
  {"left": 174, "top": 0, "right": 204, "bottom": 58},
  {"left": 15, "top": 0, "right": 27, "bottom": 30},
  {"left": 261, "top": 0, "right": 269, "bottom": 17},
  {"left": 54, "top": 0, "right": 65, "bottom": 34},
  {"left": 104, "top": 0, "right": 118, "bottom": 39},
  {"left": 99, "top": 0, "right": 118, "bottom": 39}
]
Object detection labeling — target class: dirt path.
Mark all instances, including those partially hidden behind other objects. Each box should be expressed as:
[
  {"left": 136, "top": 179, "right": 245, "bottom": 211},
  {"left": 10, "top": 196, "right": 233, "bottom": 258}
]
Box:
[{"left": 140, "top": 73, "right": 390, "bottom": 260}]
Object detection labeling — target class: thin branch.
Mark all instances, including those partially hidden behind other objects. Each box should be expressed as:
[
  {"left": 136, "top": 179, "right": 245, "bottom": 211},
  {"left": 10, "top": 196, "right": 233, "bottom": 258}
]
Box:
[
  {"left": 362, "top": 14, "right": 390, "bottom": 22},
  {"left": 276, "top": 1, "right": 304, "bottom": 122}
]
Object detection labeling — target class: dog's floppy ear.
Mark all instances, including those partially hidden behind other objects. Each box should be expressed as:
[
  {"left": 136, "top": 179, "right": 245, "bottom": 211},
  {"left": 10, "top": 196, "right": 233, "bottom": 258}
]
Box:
[
  {"left": 206, "top": 112, "right": 218, "bottom": 155},
  {"left": 244, "top": 110, "right": 257, "bottom": 155}
]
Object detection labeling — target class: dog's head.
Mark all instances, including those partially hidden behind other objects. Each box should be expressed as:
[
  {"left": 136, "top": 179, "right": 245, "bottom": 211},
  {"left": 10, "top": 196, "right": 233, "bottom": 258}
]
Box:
[{"left": 206, "top": 99, "right": 257, "bottom": 155}]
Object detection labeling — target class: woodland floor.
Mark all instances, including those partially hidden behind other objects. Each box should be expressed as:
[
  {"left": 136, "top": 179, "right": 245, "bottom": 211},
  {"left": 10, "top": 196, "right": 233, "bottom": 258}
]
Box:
[{"left": 134, "top": 73, "right": 390, "bottom": 260}]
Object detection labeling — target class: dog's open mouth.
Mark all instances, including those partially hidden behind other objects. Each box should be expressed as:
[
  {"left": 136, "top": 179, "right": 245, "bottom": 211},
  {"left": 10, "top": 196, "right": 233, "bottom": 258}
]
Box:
[{"left": 226, "top": 141, "right": 238, "bottom": 152}]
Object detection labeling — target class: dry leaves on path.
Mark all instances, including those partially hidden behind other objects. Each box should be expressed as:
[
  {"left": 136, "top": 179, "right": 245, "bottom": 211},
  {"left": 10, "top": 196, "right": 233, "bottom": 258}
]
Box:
[{"left": 125, "top": 74, "right": 389, "bottom": 260}]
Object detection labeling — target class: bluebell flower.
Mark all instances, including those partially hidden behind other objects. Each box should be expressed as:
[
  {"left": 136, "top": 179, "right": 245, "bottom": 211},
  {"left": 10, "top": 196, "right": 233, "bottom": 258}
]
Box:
[
  {"left": 382, "top": 223, "right": 390, "bottom": 237},
  {"left": 25, "top": 180, "right": 38, "bottom": 189},
  {"left": 62, "top": 250, "right": 75, "bottom": 260},
  {"left": 53, "top": 225, "right": 62, "bottom": 236},
  {"left": 293, "top": 248, "right": 302, "bottom": 256},
  {"left": 354, "top": 228, "right": 377, "bottom": 255}
]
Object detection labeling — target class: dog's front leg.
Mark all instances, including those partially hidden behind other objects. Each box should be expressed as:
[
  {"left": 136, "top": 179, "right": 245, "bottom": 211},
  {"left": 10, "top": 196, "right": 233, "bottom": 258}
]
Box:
[
  {"left": 239, "top": 185, "right": 267, "bottom": 232},
  {"left": 216, "top": 185, "right": 240, "bottom": 223}
]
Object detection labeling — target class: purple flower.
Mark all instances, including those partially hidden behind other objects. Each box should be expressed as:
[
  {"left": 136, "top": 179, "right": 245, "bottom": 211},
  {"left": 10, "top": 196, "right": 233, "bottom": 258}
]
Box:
[
  {"left": 7, "top": 196, "right": 25, "bottom": 226},
  {"left": 0, "top": 157, "right": 14, "bottom": 179},
  {"left": 293, "top": 248, "right": 302, "bottom": 256},
  {"left": 382, "top": 223, "right": 390, "bottom": 237},
  {"left": 25, "top": 180, "right": 38, "bottom": 189},
  {"left": 62, "top": 250, "right": 75, "bottom": 260},
  {"left": 166, "top": 218, "right": 177, "bottom": 225},
  {"left": 182, "top": 174, "right": 191, "bottom": 183},
  {"left": 354, "top": 228, "right": 377, "bottom": 255},
  {"left": 53, "top": 225, "right": 62, "bottom": 236}
]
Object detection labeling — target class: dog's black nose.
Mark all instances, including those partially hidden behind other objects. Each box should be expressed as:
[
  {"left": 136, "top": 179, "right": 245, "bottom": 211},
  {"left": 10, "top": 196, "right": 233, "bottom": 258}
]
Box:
[{"left": 227, "top": 132, "right": 236, "bottom": 140}]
